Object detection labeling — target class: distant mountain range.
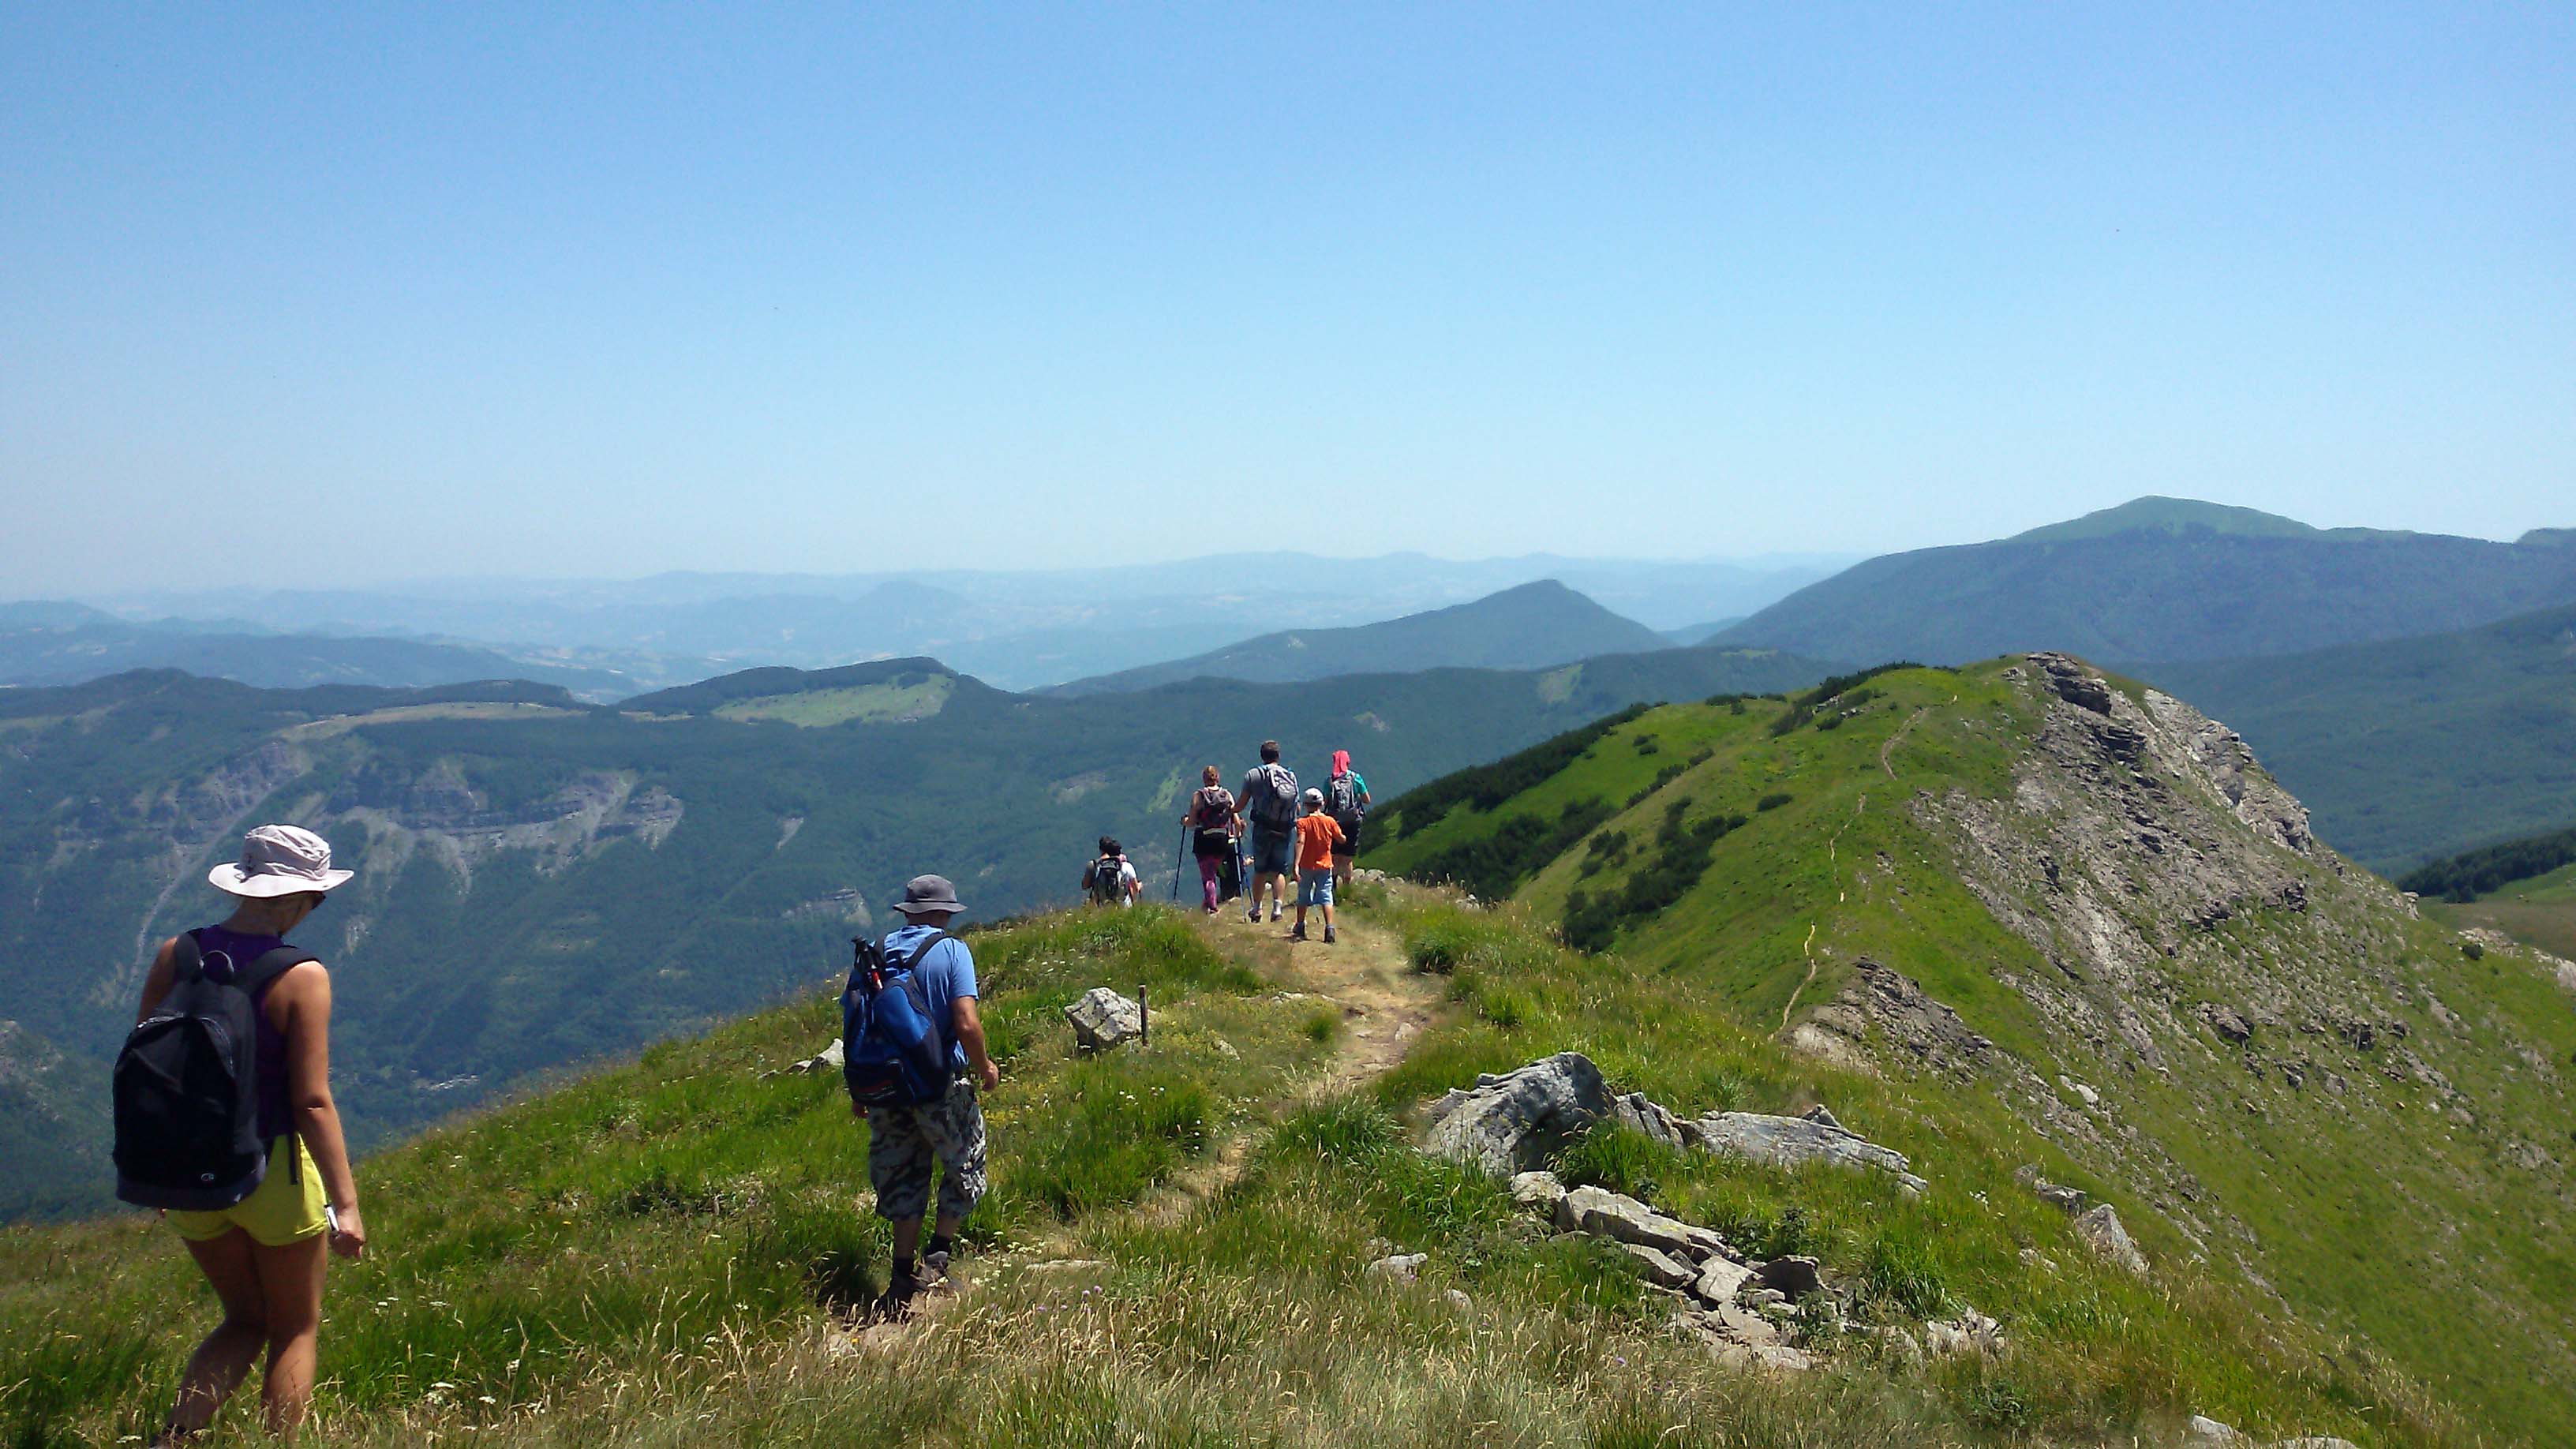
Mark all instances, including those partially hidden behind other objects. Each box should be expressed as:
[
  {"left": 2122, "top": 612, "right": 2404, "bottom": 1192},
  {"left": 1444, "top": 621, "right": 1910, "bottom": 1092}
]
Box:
[
  {"left": 1050, "top": 580, "right": 1669, "bottom": 695},
  {"left": 0, "top": 602, "right": 695, "bottom": 700},
  {"left": 62, "top": 552, "right": 1848, "bottom": 692},
  {"left": 1718, "top": 496, "right": 2576, "bottom": 665},
  {"left": 0, "top": 636, "right": 1832, "bottom": 1219},
  {"left": 2143, "top": 601, "right": 2576, "bottom": 872}
]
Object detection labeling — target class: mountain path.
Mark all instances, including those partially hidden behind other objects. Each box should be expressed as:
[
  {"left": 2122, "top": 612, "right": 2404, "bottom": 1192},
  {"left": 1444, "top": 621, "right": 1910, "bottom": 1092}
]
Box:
[{"left": 853, "top": 896, "right": 1439, "bottom": 1344}]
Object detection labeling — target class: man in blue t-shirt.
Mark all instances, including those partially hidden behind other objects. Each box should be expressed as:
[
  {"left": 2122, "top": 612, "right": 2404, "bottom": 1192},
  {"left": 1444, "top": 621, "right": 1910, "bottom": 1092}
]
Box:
[{"left": 858, "top": 874, "right": 1000, "bottom": 1318}]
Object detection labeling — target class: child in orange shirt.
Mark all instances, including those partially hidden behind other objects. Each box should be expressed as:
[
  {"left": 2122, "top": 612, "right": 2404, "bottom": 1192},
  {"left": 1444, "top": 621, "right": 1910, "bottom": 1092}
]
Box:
[{"left": 1291, "top": 788, "right": 1345, "bottom": 943}]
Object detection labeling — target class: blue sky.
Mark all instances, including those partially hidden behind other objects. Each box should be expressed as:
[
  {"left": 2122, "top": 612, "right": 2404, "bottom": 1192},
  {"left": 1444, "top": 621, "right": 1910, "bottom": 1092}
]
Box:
[{"left": 3, "top": 4, "right": 2569, "bottom": 591}]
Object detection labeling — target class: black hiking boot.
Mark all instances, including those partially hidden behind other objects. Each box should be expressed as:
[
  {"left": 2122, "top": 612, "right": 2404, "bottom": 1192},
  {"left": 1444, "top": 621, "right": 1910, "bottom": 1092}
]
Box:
[
  {"left": 867, "top": 1277, "right": 919, "bottom": 1323},
  {"left": 1290, "top": 923, "right": 1307, "bottom": 942},
  {"left": 1324, "top": 927, "right": 1337, "bottom": 944}
]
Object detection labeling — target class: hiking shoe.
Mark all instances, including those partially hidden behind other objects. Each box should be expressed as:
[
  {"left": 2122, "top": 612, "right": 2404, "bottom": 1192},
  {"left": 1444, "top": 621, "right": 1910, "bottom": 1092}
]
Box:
[
  {"left": 1324, "top": 928, "right": 1337, "bottom": 944},
  {"left": 919, "top": 1249, "right": 953, "bottom": 1292},
  {"left": 867, "top": 1279, "right": 919, "bottom": 1323},
  {"left": 1246, "top": 908, "right": 1261, "bottom": 924},
  {"left": 1290, "top": 924, "right": 1308, "bottom": 942},
  {"left": 1269, "top": 905, "right": 1283, "bottom": 922}
]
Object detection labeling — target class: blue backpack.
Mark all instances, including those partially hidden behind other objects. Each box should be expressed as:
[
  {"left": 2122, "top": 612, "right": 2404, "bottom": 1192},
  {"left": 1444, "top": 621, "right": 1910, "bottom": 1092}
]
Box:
[{"left": 841, "top": 930, "right": 955, "bottom": 1107}]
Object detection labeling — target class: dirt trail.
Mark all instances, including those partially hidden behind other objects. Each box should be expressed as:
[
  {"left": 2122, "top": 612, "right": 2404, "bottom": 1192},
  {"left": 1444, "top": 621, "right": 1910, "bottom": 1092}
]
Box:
[
  {"left": 859, "top": 896, "right": 1443, "bottom": 1340},
  {"left": 1129, "top": 899, "right": 1440, "bottom": 1221}
]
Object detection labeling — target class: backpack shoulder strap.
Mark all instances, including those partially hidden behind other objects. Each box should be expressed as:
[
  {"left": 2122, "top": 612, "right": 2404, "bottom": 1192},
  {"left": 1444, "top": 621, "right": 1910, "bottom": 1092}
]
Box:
[
  {"left": 238, "top": 945, "right": 318, "bottom": 999},
  {"left": 890, "top": 930, "right": 950, "bottom": 969},
  {"left": 170, "top": 931, "right": 205, "bottom": 984}
]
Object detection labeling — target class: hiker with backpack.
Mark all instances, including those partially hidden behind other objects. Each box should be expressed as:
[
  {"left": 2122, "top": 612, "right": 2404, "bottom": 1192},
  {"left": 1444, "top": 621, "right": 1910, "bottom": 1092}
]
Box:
[
  {"left": 119, "top": 825, "right": 366, "bottom": 1443},
  {"left": 842, "top": 874, "right": 998, "bottom": 1320},
  {"left": 1324, "top": 749, "right": 1371, "bottom": 890},
  {"left": 1291, "top": 788, "right": 1347, "bottom": 943},
  {"left": 1080, "top": 837, "right": 1142, "bottom": 908},
  {"left": 1181, "top": 766, "right": 1239, "bottom": 915},
  {"left": 1239, "top": 740, "right": 1300, "bottom": 924}
]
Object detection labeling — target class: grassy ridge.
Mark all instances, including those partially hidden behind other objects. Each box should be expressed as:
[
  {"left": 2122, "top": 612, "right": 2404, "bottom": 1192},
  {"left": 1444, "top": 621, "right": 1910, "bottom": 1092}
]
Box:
[{"left": 1367, "top": 662, "right": 2576, "bottom": 1444}]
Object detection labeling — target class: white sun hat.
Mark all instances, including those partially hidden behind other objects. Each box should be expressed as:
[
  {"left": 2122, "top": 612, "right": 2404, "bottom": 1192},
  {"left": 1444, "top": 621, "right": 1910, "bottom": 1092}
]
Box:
[{"left": 208, "top": 824, "right": 355, "bottom": 897}]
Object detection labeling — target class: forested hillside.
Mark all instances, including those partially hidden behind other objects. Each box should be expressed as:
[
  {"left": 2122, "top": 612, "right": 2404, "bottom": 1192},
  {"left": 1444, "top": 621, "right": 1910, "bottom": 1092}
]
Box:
[
  {"left": 2143, "top": 602, "right": 2576, "bottom": 871},
  {"left": 1717, "top": 496, "right": 2576, "bottom": 667},
  {"left": 1370, "top": 657, "right": 2576, "bottom": 1443},
  {"left": 0, "top": 641, "right": 1828, "bottom": 1219}
]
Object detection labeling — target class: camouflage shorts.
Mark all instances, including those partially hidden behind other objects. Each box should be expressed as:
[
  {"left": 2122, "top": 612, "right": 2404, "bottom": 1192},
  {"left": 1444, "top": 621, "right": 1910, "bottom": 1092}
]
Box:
[{"left": 867, "top": 1080, "right": 987, "bottom": 1223}]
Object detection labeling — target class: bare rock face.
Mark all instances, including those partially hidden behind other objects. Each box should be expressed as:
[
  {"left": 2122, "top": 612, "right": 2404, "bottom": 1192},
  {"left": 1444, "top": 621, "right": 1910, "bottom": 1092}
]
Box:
[
  {"left": 1690, "top": 1111, "right": 1930, "bottom": 1195},
  {"left": 1065, "top": 987, "right": 1144, "bottom": 1051},
  {"left": 1609, "top": 1090, "right": 1690, "bottom": 1150},
  {"left": 1509, "top": 1170, "right": 1568, "bottom": 1219},
  {"left": 2072, "top": 1203, "right": 2149, "bottom": 1276},
  {"left": 1421, "top": 1052, "right": 1612, "bottom": 1175},
  {"left": 1792, "top": 959, "right": 1996, "bottom": 1077},
  {"left": 1556, "top": 1185, "right": 1725, "bottom": 1262}
]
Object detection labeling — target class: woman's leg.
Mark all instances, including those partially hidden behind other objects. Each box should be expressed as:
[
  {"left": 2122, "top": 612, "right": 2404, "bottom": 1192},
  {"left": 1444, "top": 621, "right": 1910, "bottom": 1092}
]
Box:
[
  {"left": 1197, "top": 853, "right": 1221, "bottom": 911},
  {"left": 161, "top": 1230, "right": 268, "bottom": 1442},
  {"left": 249, "top": 1233, "right": 330, "bottom": 1436}
]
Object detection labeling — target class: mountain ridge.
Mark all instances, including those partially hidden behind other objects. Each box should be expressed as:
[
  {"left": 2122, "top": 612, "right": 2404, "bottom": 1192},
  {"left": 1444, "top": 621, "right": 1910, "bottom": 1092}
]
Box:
[
  {"left": 1719, "top": 496, "right": 2576, "bottom": 666},
  {"left": 1050, "top": 580, "right": 1671, "bottom": 695}
]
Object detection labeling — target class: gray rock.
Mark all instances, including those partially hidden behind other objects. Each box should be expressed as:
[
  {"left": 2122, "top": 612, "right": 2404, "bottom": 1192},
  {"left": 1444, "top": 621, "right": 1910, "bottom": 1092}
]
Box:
[
  {"left": 1923, "top": 1309, "right": 2004, "bottom": 1356},
  {"left": 1065, "top": 987, "right": 1144, "bottom": 1050},
  {"left": 1617, "top": 1241, "right": 1699, "bottom": 1289},
  {"left": 1609, "top": 1090, "right": 1690, "bottom": 1151},
  {"left": 1421, "top": 1052, "right": 1613, "bottom": 1176},
  {"left": 785, "top": 1038, "right": 845, "bottom": 1074},
  {"left": 2273, "top": 1439, "right": 2361, "bottom": 1449},
  {"left": 1690, "top": 1255, "right": 1754, "bottom": 1306},
  {"left": 2181, "top": 1416, "right": 2247, "bottom": 1447},
  {"left": 1442, "top": 1287, "right": 1473, "bottom": 1311},
  {"left": 1509, "top": 1170, "right": 1567, "bottom": 1219},
  {"left": 1799, "top": 1103, "right": 1844, "bottom": 1130},
  {"left": 2015, "top": 1165, "right": 2090, "bottom": 1215},
  {"left": 1690, "top": 1111, "right": 1930, "bottom": 1195},
  {"left": 1556, "top": 1185, "right": 1707, "bottom": 1261},
  {"left": 1755, "top": 1255, "right": 1823, "bottom": 1299},
  {"left": 2072, "top": 1203, "right": 2149, "bottom": 1276},
  {"left": 1365, "top": 1252, "right": 1428, "bottom": 1282}
]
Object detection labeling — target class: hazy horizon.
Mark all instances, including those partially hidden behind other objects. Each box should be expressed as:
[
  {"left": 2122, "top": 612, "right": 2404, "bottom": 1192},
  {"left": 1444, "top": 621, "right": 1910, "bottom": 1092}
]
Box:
[{"left": 6, "top": 7, "right": 2570, "bottom": 594}]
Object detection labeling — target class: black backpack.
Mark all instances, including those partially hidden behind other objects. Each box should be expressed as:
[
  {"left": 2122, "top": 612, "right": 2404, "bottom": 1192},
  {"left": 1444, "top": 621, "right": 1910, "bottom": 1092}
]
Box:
[
  {"left": 1249, "top": 763, "right": 1299, "bottom": 828},
  {"left": 1327, "top": 772, "right": 1366, "bottom": 832},
  {"left": 113, "top": 933, "right": 313, "bottom": 1211},
  {"left": 1085, "top": 855, "right": 1129, "bottom": 904}
]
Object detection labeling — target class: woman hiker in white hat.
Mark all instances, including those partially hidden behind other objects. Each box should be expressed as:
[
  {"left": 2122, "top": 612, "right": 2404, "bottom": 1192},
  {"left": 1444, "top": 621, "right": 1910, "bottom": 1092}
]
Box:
[{"left": 131, "top": 824, "right": 367, "bottom": 1443}]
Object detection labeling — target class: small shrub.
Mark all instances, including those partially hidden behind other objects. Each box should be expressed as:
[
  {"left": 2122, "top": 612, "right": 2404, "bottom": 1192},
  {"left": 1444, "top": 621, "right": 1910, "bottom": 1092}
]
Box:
[
  {"left": 1301, "top": 1005, "right": 1342, "bottom": 1043},
  {"left": 1757, "top": 792, "right": 1793, "bottom": 812},
  {"left": 1556, "top": 1124, "right": 1685, "bottom": 1204}
]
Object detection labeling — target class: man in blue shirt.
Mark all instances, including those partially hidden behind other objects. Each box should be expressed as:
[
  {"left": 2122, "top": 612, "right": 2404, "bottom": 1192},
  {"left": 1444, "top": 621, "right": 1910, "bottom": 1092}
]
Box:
[{"left": 858, "top": 874, "right": 1000, "bottom": 1318}]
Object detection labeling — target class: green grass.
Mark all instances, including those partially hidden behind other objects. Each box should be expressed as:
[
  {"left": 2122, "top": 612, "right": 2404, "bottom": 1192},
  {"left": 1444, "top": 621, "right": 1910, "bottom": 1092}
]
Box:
[
  {"left": 0, "top": 906, "right": 1320, "bottom": 1446},
  {"left": 1365, "top": 658, "right": 2576, "bottom": 1445},
  {"left": 712, "top": 675, "right": 956, "bottom": 725}
]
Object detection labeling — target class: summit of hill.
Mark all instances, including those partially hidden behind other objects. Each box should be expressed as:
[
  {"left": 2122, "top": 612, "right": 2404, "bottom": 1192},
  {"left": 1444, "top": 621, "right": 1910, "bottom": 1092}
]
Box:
[
  {"left": 1717, "top": 496, "right": 2576, "bottom": 666},
  {"left": 1049, "top": 580, "right": 1673, "bottom": 695}
]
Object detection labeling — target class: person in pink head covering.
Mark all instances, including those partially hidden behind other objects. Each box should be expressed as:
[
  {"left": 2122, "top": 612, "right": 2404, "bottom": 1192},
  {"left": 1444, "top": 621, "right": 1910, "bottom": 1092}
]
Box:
[{"left": 1323, "top": 751, "right": 1370, "bottom": 890}]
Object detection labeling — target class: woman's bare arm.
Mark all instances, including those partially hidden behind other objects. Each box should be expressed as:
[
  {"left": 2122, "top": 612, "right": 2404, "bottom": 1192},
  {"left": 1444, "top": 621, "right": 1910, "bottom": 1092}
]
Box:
[
  {"left": 275, "top": 964, "right": 366, "bottom": 1256},
  {"left": 133, "top": 938, "right": 179, "bottom": 1023}
]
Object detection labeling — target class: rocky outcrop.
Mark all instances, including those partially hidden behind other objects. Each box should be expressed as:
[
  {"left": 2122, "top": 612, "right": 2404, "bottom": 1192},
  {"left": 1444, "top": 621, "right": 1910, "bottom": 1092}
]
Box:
[
  {"left": 1421, "top": 1053, "right": 1612, "bottom": 1175},
  {"left": 1789, "top": 960, "right": 1995, "bottom": 1077},
  {"left": 1688, "top": 1111, "right": 1929, "bottom": 1195},
  {"left": 1065, "top": 987, "right": 1145, "bottom": 1051},
  {"left": 2072, "top": 1204, "right": 2149, "bottom": 1276}
]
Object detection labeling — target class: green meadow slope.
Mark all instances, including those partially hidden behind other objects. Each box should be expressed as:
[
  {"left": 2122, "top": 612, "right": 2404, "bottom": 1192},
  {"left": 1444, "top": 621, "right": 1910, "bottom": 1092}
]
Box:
[
  {"left": 2, "top": 893, "right": 2481, "bottom": 1447},
  {"left": 0, "top": 642, "right": 1828, "bottom": 1222},
  {"left": 1371, "top": 657, "right": 2576, "bottom": 1445}
]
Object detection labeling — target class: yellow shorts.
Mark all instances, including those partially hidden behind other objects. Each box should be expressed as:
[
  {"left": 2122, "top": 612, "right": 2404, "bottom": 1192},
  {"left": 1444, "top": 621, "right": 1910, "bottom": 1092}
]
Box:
[{"left": 169, "top": 1137, "right": 328, "bottom": 1248}]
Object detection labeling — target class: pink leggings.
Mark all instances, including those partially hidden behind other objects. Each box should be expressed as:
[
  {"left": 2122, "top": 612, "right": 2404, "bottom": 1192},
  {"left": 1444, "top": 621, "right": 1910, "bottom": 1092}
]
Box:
[{"left": 1196, "top": 853, "right": 1225, "bottom": 910}]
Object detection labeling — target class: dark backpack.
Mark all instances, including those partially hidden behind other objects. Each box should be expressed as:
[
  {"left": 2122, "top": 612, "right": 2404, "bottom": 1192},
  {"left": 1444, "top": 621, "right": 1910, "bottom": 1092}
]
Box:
[
  {"left": 1327, "top": 772, "right": 1366, "bottom": 832},
  {"left": 1249, "top": 763, "right": 1299, "bottom": 828},
  {"left": 1085, "top": 855, "right": 1129, "bottom": 904},
  {"left": 113, "top": 933, "right": 313, "bottom": 1211},
  {"left": 842, "top": 930, "right": 956, "bottom": 1108}
]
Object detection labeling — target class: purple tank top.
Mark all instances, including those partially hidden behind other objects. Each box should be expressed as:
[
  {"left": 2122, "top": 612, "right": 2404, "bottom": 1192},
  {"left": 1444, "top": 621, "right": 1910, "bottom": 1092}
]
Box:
[{"left": 190, "top": 925, "right": 299, "bottom": 1140}]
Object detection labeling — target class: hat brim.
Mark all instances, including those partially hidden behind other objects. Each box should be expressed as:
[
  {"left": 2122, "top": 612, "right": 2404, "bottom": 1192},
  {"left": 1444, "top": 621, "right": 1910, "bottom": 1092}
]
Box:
[
  {"left": 210, "top": 863, "right": 354, "bottom": 897},
  {"left": 891, "top": 899, "right": 965, "bottom": 916}
]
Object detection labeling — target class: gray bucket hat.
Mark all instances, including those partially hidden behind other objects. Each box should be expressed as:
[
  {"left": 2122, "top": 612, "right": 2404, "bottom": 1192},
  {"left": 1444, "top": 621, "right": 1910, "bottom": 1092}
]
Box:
[
  {"left": 892, "top": 874, "right": 967, "bottom": 917},
  {"left": 209, "top": 824, "right": 355, "bottom": 898}
]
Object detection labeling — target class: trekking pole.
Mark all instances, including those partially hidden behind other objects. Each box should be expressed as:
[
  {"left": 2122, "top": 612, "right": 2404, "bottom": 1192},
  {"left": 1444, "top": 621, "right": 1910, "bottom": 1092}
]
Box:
[
  {"left": 1138, "top": 985, "right": 1149, "bottom": 1046},
  {"left": 1171, "top": 822, "right": 1186, "bottom": 903}
]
